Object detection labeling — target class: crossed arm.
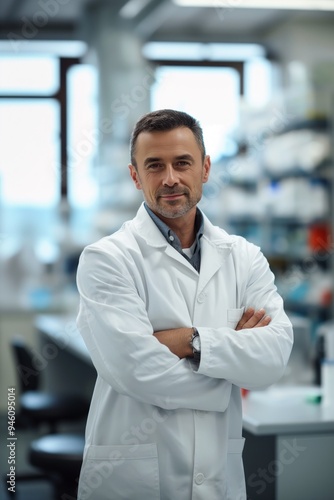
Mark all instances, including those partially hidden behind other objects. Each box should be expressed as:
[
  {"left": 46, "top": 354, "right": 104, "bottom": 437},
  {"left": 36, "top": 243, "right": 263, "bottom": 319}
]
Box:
[{"left": 153, "top": 308, "right": 271, "bottom": 359}]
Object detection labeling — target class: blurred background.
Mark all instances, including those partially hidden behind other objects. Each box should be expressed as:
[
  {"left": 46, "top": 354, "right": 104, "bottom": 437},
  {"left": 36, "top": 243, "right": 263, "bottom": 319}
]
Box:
[{"left": 1, "top": 1, "right": 334, "bottom": 499}]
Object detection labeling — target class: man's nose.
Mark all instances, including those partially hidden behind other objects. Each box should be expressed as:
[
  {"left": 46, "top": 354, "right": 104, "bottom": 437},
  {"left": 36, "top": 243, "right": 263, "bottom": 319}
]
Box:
[{"left": 162, "top": 165, "right": 178, "bottom": 186}]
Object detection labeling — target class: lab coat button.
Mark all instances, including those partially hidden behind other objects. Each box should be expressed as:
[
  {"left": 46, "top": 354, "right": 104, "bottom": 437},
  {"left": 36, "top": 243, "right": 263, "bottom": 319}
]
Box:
[
  {"left": 195, "top": 473, "right": 205, "bottom": 485},
  {"left": 197, "top": 292, "right": 206, "bottom": 303}
]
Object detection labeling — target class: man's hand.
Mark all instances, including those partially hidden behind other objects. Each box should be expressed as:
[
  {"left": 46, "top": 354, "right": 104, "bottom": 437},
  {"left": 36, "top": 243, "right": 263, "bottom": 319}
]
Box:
[{"left": 235, "top": 307, "right": 271, "bottom": 331}]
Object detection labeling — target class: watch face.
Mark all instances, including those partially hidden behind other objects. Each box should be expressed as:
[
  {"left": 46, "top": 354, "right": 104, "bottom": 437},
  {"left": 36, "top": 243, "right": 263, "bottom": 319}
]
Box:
[{"left": 193, "top": 336, "right": 201, "bottom": 352}]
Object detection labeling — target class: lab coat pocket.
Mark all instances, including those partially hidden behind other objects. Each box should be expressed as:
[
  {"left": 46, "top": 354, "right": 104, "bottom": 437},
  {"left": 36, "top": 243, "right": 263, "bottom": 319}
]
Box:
[
  {"left": 226, "top": 438, "right": 246, "bottom": 500},
  {"left": 78, "top": 443, "right": 160, "bottom": 500},
  {"left": 227, "top": 307, "right": 245, "bottom": 329}
]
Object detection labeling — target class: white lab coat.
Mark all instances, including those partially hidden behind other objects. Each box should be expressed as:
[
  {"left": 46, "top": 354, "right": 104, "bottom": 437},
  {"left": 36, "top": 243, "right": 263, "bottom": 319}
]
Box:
[{"left": 76, "top": 203, "right": 293, "bottom": 500}]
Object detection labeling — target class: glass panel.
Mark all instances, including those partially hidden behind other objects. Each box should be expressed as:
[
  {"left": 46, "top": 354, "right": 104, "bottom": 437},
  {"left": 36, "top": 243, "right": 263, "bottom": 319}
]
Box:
[
  {"left": 0, "top": 55, "right": 58, "bottom": 95},
  {"left": 0, "top": 99, "right": 60, "bottom": 207},
  {"left": 151, "top": 66, "right": 240, "bottom": 162},
  {"left": 244, "top": 57, "right": 273, "bottom": 108},
  {"left": 67, "top": 63, "right": 99, "bottom": 243},
  {"left": 67, "top": 63, "right": 98, "bottom": 209}
]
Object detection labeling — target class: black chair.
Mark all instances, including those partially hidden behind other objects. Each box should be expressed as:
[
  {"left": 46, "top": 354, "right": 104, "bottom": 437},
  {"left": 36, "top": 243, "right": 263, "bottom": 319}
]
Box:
[
  {"left": 11, "top": 337, "right": 89, "bottom": 433},
  {"left": 3, "top": 338, "right": 89, "bottom": 498},
  {"left": 4, "top": 433, "right": 85, "bottom": 499},
  {"left": 28, "top": 433, "right": 85, "bottom": 499}
]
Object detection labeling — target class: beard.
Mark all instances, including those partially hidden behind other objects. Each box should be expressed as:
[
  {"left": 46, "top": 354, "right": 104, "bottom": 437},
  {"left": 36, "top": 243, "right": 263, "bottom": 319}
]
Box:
[{"left": 147, "top": 187, "right": 201, "bottom": 219}]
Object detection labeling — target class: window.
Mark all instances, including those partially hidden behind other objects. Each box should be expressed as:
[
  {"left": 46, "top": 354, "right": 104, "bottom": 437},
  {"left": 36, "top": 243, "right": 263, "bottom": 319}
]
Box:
[
  {"left": 0, "top": 50, "right": 98, "bottom": 243},
  {"left": 151, "top": 65, "right": 240, "bottom": 162},
  {"left": 0, "top": 55, "right": 61, "bottom": 243},
  {"left": 0, "top": 45, "right": 98, "bottom": 309},
  {"left": 0, "top": 55, "right": 59, "bottom": 95}
]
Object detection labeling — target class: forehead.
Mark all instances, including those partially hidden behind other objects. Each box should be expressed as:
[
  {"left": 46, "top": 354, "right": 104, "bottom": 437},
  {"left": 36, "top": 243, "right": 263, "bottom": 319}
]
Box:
[{"left": 134, "top": 127, "right": 201, "bottom": 160}]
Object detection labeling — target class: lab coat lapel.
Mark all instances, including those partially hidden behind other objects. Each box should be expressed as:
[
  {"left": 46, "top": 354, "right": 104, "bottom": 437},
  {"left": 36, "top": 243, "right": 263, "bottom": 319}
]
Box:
[
  {"left": 132, "top": 204, "right": 199, "bottom": 274},
  {"left": 133, "top": 203, "right": 167, "bottom": 248},
  {"left": 164, "top": 244, "right": 198, "bottom": 274},
  {"left": 197, "top": 216, "right": 234, "bottom": 295}
]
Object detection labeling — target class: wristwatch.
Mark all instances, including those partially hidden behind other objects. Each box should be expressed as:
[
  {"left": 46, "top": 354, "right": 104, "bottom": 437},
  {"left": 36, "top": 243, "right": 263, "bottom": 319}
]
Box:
[{"left": 190, "top": 328, "right": 201, "bottom": 362}]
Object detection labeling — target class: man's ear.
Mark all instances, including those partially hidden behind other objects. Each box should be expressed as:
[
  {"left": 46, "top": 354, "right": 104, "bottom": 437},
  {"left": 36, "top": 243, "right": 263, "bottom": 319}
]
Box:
[
  {"left": 202, "top": 155, "right": 211, "bottom": 184},
  {"left": 128, "top": 164, "right": 142, "bottom": 190}
]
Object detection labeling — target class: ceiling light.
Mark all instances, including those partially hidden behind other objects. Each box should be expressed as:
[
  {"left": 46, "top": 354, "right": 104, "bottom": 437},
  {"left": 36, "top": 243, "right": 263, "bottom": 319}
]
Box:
[
  {"left": 173, "top": 0, "right": 334, "bottom": 11},
  {"left": 0, "top": 40, "right": 87, "bottom": 56},
  {"left": 143, "top": 42, "right": 265, "bottom": 61}
]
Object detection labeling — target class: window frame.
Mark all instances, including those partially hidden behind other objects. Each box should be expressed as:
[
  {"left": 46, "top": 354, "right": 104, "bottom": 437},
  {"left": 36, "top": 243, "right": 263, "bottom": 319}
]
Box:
[
  {"left": 150, "top": 59, "right": 244, "bottom": 95},
  {"left": 0, "top": 56, "right": 80, "bottom": 199}
]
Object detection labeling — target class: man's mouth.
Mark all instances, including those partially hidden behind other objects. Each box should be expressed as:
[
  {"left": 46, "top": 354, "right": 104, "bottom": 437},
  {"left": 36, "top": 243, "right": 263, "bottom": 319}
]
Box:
[{"left": 159, "top": 193, "right": 185, "bottom": 200}]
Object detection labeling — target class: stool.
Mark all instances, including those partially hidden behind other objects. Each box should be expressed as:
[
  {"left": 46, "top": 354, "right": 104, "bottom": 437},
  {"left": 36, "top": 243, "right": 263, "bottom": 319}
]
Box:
[
  {"left": 29, "top": 434, "right": 85, "bottom": 499},
  {"left": 20, "top": 391, "right": 89, "bottom": 433}
]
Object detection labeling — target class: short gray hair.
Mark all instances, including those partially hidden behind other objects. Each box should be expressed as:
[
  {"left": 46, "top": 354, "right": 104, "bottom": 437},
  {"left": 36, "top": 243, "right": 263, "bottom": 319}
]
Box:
[{"left": 130, "top": 109, "right": 206, "bottom": 167}]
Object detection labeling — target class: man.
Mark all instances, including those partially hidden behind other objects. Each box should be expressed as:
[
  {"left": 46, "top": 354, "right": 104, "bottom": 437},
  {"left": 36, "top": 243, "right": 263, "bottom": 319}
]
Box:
[{"left": 76, "top": 109, "right": 293, "bottom": 500}]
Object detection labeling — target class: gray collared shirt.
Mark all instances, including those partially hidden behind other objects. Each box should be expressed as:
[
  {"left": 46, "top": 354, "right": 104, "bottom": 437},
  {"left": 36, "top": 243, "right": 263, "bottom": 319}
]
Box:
[{"left": 144, "top": 203, "right": 204, "bottom": 273}]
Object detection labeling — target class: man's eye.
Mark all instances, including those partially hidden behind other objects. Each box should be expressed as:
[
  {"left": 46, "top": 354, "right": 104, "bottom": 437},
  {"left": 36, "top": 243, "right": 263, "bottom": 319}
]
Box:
[
  {"left": 148, "top": 163, "right": 162, "bottom": 170},
  {"left": 176, "top": 161, "right": 190, "bottom": 167}
]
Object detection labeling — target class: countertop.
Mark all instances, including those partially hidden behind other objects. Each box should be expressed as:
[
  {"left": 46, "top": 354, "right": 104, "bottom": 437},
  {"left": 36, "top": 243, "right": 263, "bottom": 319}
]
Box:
[{"left": 242, "top": 385, "right": 334, "bottom": 435}]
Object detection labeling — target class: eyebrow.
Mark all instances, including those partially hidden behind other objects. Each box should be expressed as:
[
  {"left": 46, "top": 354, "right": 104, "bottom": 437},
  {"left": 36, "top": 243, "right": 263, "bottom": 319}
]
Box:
[
  {"left": 144, "top": 154, "right": 194, "bottom": 166},
  {"left": 144, "top": 157, "right": 161, "bottom": 166},
  {"left": 175, "top": 154, "right": 194, "bottom": 162}
]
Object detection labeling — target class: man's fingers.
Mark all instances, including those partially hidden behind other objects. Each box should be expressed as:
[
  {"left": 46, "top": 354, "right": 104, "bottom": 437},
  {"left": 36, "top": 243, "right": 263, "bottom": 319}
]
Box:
[
  {"left": 246, "top": 308, "right": 266, "bottom": 328},
  {"left": 235, "top": 308, "right": 254, "bottom": 330},
  {"left": 256, "top": 315, "right": 271, "bottom": 327},
  {"left": 235, "top": 308, "right": 271, "bottom": 330}
]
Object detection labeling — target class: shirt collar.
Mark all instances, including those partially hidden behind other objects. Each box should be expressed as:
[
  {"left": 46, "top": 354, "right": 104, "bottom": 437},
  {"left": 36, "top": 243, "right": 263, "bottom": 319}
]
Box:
[{"left": 144, "top": 202, "right": 204, "bottom": 251}]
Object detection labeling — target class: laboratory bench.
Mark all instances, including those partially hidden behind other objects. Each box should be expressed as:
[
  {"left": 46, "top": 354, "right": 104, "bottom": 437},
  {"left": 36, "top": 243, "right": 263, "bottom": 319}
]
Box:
[
  {"left": 35, "top": 315, "right": 334, "bottom": 500},
  {"left": 242, "top": 386, "right": 334, "bottom": 500}
]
